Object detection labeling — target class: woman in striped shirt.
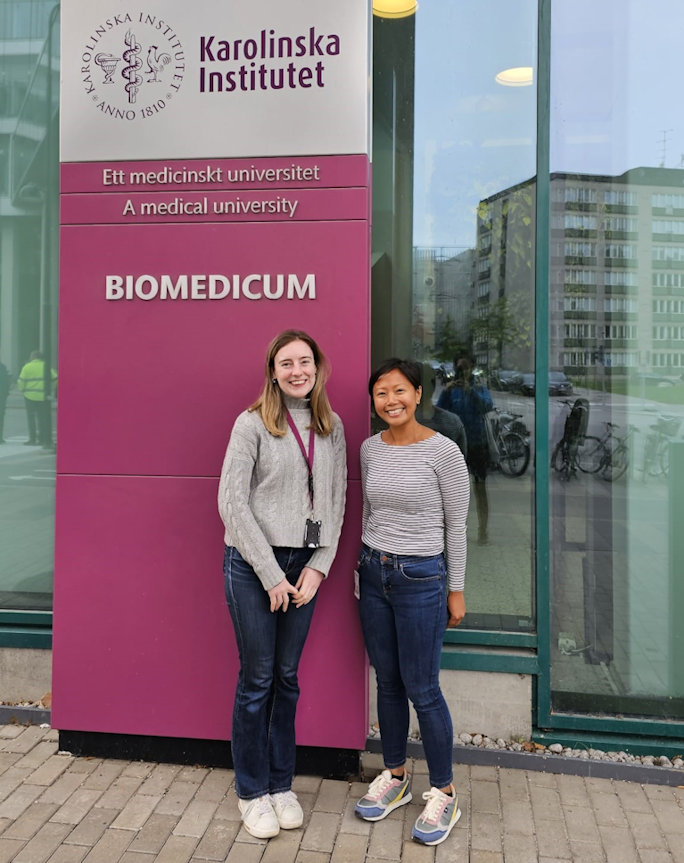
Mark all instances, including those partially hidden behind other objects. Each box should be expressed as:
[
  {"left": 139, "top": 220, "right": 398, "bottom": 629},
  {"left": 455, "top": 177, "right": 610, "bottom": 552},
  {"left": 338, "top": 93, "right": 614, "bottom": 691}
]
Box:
[{"left": 354, "top": 358, "right": 470, "bottom": 847}]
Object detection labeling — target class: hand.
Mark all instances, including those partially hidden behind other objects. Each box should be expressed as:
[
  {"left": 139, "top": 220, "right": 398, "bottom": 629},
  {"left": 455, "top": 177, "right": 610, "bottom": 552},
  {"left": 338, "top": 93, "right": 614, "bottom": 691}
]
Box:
[
  {"left": 292, "top": 566, "right": 325, "bottom": 607},
  {"left": 447, "top": 591, "right": 466, "bottom": 627},
  {"left": 267, "top": 578, "right": 298, "bottom": 613}
]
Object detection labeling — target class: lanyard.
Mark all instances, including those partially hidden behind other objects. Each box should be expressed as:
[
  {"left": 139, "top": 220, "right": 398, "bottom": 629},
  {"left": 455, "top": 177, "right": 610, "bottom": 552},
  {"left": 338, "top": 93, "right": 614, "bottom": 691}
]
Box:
[{"left": 286, "top": 412, "right": 315, "bottom": 506}]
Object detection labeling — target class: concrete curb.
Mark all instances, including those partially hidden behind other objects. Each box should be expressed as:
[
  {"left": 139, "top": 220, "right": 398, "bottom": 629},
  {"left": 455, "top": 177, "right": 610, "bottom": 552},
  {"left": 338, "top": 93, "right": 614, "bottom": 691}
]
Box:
[
  {"left": 0, "top": 705, "right": 50, "bottom": 726},
  {"left": 365, "top": 738, "right": 684, "bottom": 787}
]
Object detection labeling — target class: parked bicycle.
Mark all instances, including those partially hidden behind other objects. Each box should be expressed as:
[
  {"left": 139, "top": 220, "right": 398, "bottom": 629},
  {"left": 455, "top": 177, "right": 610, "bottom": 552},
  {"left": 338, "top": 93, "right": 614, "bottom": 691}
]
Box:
[
  {"left": 569, "top": 422, "right": 611, "bottom": 475},
  {"left": 578, "top": 421, "right": 638, "bottom": 482},
  {"left": 641, "top": 414, "right": 681, "bottom": 479},
  {"left": 487, "top": 407, "right": 531, "bottom": 476},
  {"left": 550, "top": 398, "right": 590, "bottom": 481}
]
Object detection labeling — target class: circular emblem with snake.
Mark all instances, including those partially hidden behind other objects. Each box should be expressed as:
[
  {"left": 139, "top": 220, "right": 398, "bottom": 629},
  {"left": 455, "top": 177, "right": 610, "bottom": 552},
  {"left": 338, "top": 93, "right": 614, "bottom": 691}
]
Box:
[{"left": 80, "top": 11, "right": 185, "bottom": 121}]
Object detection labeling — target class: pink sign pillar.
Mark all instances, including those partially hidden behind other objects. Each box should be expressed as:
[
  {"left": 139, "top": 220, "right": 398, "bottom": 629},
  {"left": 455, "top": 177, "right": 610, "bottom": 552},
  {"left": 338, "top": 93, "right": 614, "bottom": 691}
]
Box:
[{"left": 53, "top": 0, "right": 371, "bottom": 759}]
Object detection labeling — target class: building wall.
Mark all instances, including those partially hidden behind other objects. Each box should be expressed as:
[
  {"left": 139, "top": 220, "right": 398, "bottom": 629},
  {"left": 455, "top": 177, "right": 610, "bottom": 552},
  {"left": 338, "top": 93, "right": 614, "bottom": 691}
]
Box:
[{"left": 1, "top": 0, "right": 683, "bottom": 751}]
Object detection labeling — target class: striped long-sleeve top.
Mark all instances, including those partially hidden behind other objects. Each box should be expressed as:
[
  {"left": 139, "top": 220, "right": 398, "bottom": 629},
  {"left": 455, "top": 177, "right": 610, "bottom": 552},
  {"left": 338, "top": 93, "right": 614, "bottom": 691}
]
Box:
[{"left": 360, "top": 432, "right": 470, "bottom": 591}]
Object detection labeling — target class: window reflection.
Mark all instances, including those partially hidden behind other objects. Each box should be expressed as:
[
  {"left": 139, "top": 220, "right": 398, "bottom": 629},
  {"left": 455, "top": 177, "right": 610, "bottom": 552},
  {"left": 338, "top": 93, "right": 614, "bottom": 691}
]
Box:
[
  {"left": 549, "top": 0, "right": 684, "bottom": 718},
  {"left": 0, "top": 1, "right": 59, "bottom": 611},
  {"left": 373, "top": 0, "right": 538, "bottom": 631}
]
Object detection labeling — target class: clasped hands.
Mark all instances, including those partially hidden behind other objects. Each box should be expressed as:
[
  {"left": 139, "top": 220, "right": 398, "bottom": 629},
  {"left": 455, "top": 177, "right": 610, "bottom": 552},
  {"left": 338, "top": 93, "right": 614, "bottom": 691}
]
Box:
[{"left": 267, "top": 566, "right": 324, "bottom": 612}]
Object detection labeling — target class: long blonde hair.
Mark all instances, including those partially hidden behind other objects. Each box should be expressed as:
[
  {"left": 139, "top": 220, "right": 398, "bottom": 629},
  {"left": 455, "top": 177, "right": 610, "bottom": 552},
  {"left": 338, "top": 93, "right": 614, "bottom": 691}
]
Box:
[{"left": 249, "top": 329, "right": 335, "bottom": 437}]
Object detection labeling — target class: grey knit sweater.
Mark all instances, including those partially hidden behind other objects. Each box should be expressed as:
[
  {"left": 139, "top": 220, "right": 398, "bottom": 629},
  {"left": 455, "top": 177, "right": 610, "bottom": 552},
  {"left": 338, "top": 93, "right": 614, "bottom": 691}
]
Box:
[{"left": 218, "top": 397, "right": 347, "bottom": 590}]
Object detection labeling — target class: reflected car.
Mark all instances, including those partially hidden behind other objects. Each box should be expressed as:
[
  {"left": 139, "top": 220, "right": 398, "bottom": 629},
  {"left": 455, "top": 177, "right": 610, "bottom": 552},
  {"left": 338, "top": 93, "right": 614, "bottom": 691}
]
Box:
[
  {"left": 437, "top": 361, "right": 455, "bottom": 384},
  {"left": 491, "top": 369, "right": 523, "bottom": 392},
  {"left": 519, "top": 372, "right": 573, "bottom": 397},
  {"left": 426, "top": 360, "right": 454, "bottom": 386},
  {"left": 427, "top": 361, "right": 455, "bottom": 385},
  {"left": 549, "top": 371, "right": 573, "bottom": 396},
  {"left": 520, "top": 373, "right": 536, "bottom": 396}
]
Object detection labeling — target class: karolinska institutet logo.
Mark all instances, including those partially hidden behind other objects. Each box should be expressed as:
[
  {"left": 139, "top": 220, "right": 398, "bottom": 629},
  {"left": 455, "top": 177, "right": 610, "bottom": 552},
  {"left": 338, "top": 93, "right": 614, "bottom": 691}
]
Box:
[{"left": 79, "top": 12, "right": 185, "bottom": 121}]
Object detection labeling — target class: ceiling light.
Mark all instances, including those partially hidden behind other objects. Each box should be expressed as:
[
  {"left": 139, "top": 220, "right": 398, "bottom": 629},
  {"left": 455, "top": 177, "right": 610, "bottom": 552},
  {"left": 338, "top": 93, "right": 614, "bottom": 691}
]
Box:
[
  {"left": 495, "top": 66, "right": 534, "bottom": 87},
  {"left": 373, "top": 1, "right": 418, "bottom": 19}
]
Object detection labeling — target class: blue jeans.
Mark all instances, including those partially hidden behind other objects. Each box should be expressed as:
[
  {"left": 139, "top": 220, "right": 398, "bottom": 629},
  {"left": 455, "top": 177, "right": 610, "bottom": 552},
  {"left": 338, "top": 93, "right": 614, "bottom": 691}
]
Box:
[
  {"left": 357, "top": 544, "right": 453, "bottom": 789},
  {"left": 224, "top": 545, "right": 316, "bottom": 800}
]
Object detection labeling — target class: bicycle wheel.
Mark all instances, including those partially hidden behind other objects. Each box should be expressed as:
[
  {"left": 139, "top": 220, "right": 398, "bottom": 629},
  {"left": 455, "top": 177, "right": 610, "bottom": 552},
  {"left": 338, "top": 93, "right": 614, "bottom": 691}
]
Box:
[
  {"left": 551, "top": 441, "right": 564, "bottom": 472},
  {"left": 498, "top": 432, "right": 530, "bottom": 476},
  {"left": 551, "top": 441, "right": 571, "bottom": 480},
  {"left": 641, "top": 433, "right": 658, "bottom": 478},
  {"left": 658, "top": 437, "right": 670, "bottom": 476},
  {"left": 645, "top": 434, "right": 666, "bottom": 476},
  {"left": 577, "top": 436, "right": 605, "bottom": 473},
  {"left": 599, "top": 444, "right": 628, "bottom": 482}
]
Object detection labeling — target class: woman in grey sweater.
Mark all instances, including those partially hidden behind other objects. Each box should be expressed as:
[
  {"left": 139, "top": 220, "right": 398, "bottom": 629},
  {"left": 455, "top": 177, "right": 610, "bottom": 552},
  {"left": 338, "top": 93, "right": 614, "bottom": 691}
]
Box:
[{"left": 218, "top": 330, "right": 347, "bottom": 840}]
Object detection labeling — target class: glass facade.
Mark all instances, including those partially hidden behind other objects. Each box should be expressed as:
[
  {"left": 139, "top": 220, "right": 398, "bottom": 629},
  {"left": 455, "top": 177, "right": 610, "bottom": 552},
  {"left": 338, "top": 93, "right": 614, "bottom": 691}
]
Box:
[
  {"left": 373, "top": 0, "right": 538, "bottom": 634},
  {"left": 547, "top": 0, "right": 684, "bottom": 723},
  {"left": 1, "top": 0, "right": 682, "bottom": 739},
  {"left": 372, "top": 0, "right": 683, "bottom": 739},
  {"left": 0, "top": 0, "right": 59, "bottom": 612}
]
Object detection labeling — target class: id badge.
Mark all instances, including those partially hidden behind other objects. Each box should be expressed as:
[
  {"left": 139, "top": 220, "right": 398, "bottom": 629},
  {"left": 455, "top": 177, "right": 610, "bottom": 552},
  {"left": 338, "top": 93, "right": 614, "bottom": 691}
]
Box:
[{"left": 304, "top": 519, "right": 322, "bottom": 548}]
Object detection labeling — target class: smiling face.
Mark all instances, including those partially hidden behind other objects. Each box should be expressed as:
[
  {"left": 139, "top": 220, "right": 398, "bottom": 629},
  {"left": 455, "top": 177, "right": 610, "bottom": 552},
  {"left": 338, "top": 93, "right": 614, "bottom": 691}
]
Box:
[
  {"left": 272, "top": 338, "right": 316, "bottom": 399},
  {"left": 372, "top": 369, "right": 422, "bottom": 428}
]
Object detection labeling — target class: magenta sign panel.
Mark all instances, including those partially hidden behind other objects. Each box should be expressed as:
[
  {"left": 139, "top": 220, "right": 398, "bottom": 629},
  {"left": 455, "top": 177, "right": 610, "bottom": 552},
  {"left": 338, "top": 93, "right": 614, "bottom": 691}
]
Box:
[{"left": 53, "top": 1, "right": 370, "bottom": 748}]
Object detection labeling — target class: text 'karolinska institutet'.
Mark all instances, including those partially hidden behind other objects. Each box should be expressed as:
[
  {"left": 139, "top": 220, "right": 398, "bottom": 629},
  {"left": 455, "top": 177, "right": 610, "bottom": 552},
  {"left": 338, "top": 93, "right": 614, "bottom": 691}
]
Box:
[{"left": 0, "top": 0, "right": 682, "bottom": 766}]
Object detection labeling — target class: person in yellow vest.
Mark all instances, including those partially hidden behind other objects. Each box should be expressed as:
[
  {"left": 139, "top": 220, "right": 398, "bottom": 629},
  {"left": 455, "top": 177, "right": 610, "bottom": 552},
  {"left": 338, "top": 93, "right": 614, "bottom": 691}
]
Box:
[{"left": 17, "top": 350, "right": 57, "bottom": 447}]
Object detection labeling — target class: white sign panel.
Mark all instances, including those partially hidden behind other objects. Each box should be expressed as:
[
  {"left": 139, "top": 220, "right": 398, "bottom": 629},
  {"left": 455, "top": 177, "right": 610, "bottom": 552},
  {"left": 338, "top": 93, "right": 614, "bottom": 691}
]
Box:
[{"left": 61, "top": 0, "right": 371, "bottom": 162}]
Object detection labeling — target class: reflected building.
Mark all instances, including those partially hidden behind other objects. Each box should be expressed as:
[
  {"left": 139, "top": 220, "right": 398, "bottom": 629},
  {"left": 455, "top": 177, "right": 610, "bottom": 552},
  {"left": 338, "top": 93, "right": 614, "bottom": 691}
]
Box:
[
  {"left": 552, "top": 166, "right": 684, "bottom": 380},
  {"left": 412, "top": 246, "right": 475, "bottom": 359},
  {"left": 475, "top": 182, "right": 536, "bottom": 374},
  {"left": 475, "top": 167, "right": 684, "bottom": 381}
]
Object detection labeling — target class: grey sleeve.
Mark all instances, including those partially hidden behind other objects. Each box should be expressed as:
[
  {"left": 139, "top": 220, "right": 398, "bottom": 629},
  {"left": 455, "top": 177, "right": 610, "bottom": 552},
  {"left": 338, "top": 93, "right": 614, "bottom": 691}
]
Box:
[
  {"left": 308, "top": 418, "right": 348, "bottom": 576},
  {"left": 217, "top": 414, "right": 285, "bottom": 591},
  {"left": 434, "top": 440, "right": 470, "bottom": 591}
]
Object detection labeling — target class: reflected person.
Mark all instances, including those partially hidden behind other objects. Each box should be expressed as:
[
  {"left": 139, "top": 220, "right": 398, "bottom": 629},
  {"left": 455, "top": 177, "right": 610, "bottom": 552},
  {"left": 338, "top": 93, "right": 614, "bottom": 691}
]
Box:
[
  {"left": 417, "top": 362, "right": 467, "bottom": 458},
  {"left": 16, "top": 350, "right": 57, "bottom": 448},
  {"left": 437, "top": 353, "right": 492, "bottom": 545}
]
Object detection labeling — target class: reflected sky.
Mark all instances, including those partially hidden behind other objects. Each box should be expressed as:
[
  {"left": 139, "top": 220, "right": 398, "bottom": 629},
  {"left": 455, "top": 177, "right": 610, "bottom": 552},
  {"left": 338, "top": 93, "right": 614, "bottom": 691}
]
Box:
[
  {"left": 412, "top": 0, "right": 684, "bottom": 247},
  {"left": 551, "top": 0, "right": 684, "bottom": 177},
  {"left": 413, "top": 0, "right": 537, "bottom": 248}
]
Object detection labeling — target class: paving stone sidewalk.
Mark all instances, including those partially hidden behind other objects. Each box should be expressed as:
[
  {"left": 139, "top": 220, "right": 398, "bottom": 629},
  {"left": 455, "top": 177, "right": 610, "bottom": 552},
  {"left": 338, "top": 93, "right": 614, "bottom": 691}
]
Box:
[{"left": 0, "top": 725, "right": 682, "bottom": 862}]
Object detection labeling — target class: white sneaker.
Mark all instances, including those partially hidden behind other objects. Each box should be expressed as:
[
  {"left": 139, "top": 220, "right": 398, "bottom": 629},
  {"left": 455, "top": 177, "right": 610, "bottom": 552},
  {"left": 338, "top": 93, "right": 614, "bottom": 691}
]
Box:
[
  {"left": 238, "top": 795, "right": 280, "bottom": 839},
  {"left": 270, "top": 790, "right": 304, "bottom": 829}
]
